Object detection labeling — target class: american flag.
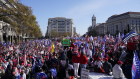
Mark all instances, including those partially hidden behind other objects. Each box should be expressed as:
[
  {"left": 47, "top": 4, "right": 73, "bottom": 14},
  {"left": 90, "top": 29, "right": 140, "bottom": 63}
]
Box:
[
  {"left": 132, "top": 51, "right": 140, "bottom": 79},
  {"left": 122, "top": 31, "right": 138, "bottom": 43},
  {"left": 101, "top": 44, "right": 105, "bottom": 58}
]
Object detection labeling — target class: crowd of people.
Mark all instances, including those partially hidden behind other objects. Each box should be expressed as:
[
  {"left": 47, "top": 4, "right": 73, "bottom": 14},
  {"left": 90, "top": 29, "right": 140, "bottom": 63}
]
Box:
[{"left": 0, "top": 35, "right": 139, "bottom": 79}]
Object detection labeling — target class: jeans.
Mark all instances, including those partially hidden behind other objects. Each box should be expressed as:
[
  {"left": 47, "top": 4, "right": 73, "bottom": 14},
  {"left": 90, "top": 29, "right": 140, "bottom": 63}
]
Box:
[
  {"left": 80, "top": 64, "right": 87, "bottom": 69},
  {"left": 73, "top": 63, "right": 79, "bottom": 76}
]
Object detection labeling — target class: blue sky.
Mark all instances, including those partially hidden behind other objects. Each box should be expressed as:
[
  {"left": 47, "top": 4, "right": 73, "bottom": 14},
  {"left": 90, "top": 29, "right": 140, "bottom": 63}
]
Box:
[{"left": 20, "top": 0, "right": 140, "bottom": 36}]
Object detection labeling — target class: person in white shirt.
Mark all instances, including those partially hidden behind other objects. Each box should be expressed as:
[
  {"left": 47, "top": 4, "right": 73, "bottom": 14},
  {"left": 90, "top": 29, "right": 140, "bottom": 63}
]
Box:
[
  {"left": 87, "top": 48, "right": 92, "bottom": 59},
  {"left": 94, "top": 58, "right": 104, "bottom": 73},
  {"left": 113, "top": 61, "right": 125, "bottom": 79}
]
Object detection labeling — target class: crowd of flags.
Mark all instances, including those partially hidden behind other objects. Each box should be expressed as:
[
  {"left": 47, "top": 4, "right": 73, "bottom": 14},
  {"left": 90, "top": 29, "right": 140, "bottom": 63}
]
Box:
[{"left": 0, "top": 31, "right": 140, "bottom": 78}]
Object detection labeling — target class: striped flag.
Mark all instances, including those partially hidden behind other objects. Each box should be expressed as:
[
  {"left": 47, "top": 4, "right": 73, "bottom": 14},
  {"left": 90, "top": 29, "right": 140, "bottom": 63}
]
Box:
[
  {"left": 122, "top": 31, "right": 138, "bottom": 43},
  {"left": 101, "top": 44, "right": 105, "bottom": 58},
  {"left": 132, "top": 51, "right": 140, "bottom": 79}
]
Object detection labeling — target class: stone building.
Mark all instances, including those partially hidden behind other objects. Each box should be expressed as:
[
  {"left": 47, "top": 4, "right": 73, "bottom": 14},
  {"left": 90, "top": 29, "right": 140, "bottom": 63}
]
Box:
[
  {"left": 106, "top": 12, "right": 140, "bottom": 35},
  {"left": 0, "top": 0, "right": 31, "bottom": 43},
  {"left": 94, "top": 23, "right": 106, "bottom": 35},
  {"left": 46, "top": 17, "right": 74, "bottom": 37},
  {"left": 88, "top": 12, "right": 140, "bottom": 36},
  {"left": 0, "top": 21, "right": 19, "bottom": 43}
]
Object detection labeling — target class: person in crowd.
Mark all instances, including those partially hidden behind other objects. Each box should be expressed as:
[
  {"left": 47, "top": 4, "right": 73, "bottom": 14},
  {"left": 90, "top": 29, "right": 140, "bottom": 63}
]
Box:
[
  {"left": 94, "top": 57, "right": 104, "bottom": 73},
  {"left": 12, "top": 67, "right": 21, "bottom": 79},
  {"left": 87, "top": 47, "right": 93, "bottom": 60},
  {"left": 113, "top": 61, "right": 125, "bottom": 79},
  {"left": 67, "top": 64, "right": 75, "bottom": 79},
  {"left": 103, "top": 58, "right": 112, "bottom": 75},
  {"left": 79, "top": 51, "right": 88, "bottom": 69},
  {"left": 20, "top": 68, "right": 26, "bottom": 79},
  {"left": 35, "top": 67, "right": 48, "bottom": 79},
  {"left": 67, "top": 48, "right": 73, "bottom": 64},
  {"left": 72, "top": 51, "right": 80, "bottom": 78},
  {"left": 119, "top": 46, "right": 127, "bottom": 62}
]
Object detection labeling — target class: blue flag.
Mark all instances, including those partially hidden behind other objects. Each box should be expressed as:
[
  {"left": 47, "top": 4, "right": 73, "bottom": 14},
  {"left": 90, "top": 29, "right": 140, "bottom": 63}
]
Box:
[
  {"left": 122, "top": 31, "right": 138, "bottom": 43},
  {"left": 132, "top": 51, "right": 140, "bottom": 79}
]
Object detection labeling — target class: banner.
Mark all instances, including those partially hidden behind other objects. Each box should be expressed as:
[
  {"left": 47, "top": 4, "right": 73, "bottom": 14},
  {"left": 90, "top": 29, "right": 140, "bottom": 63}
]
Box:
[
  {"left": 132, "top": 51, "right": 140, "bottom": 79},
  {"left": 61, "top": 39, "right": 71, "bottom": 46}
]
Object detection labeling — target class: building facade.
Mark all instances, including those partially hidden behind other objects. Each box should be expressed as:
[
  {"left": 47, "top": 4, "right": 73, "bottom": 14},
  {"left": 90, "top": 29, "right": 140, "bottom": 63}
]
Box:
[
  {"left": 46, "top": 17, "right": 73, "bottom": 37},
  {"left": 88, "top": 12, "right": 140, "bottom": 36},
  {"left": 0, "top": 21, "right": 19, "bottom": 43},
  {"left": 94, "top": 23, "right": 106, "bottom": 35},
  {"left": 73, "top": 27, "right": 76, "bottom": 35},
  {"left": 0, "top": 0, "right": 33, "bottom": 43},
  {"left": 106, "top": 12, "right": 140, "bottom": 35}
]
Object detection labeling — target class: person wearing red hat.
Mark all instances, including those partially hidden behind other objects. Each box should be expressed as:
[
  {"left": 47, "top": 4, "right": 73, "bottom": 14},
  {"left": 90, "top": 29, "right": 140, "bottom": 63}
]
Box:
[
  {"left": 72, "top": 51, "right": 80, "bottom": 78},
  {"left": 79, "top": 51, "right": 88, "bottom": 69},
  {"left": 112, "top": 61, "right": 125, "bottom": 79},
  {"left": 103, "top": 58, "right": 112, "bottom": 75},
  {"left": 94, "top": 57, "right": 104, "bottom": 73}
]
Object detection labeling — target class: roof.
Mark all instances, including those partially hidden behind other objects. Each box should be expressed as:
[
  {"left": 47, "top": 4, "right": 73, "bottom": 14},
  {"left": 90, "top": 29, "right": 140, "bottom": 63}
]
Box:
[{"left": 108, "top": 12, "right": 140, "bottom": 19}]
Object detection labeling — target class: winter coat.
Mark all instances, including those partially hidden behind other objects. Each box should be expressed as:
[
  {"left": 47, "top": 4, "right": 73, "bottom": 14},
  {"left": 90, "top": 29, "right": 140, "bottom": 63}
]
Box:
[
  {"left": 113, "top": 64, "right": 125, "bottom": 78},
  {"left": 79, "top": 55, "right": 88, "bottom": 64},
  {"left": 94, "top": 61, "right": 103, "bottom": 68},
  {"left": 103, "top": 61, "right": 112, "bottom": 73},
  {"left": 87, "top": 48, "right": 92, "bottom": 58},
  {"left": 72, "top": 54, "right": 80, "bottom": 63},
  {"left": 59, "top": 52, "right": 66, "bottom": 60},
  {"left": 127, "top": 42, "right": 136, "bottom": 51}
]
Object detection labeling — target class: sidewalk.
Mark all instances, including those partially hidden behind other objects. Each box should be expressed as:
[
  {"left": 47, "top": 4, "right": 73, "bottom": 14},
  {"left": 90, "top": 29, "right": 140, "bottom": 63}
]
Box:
[{"left": 89, "top": 72, "right": 113, "bottom": 79}]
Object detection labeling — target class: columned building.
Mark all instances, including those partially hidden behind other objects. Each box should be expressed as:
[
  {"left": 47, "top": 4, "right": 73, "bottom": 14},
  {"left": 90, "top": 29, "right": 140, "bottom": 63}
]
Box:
[
  {"left": 0, "top": 21, "right": 18, "bottom": 43},
  {"left": 88, "top": 12, "right": 140, "bottom": 36},
  {"left": 106, "top": 12, "right": 140, "bottom": 35},
  {"left": 0, "top": 0, "right": 32, "bottom": 43},
  {"left": 46, "top": 17, "right": 74, "bottom": 37}
]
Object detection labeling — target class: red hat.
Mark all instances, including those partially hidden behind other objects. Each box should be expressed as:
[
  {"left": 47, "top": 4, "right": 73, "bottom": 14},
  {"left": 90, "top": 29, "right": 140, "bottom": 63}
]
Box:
[
  {"left": 30, "top": 56, "right": 33, "bottom": 58},
  {"left": 27, "top": 64, "right": 31, "bottom": 67},
  {"left": 21, "top": 63, "right": 24, "bottom": 65},
  {"left": 3, "top": 60, "right": 7, "bottom": 63},
  {"left": 117, "top": 61, "right": 123, "bottom": 64},
  {"left": 104, "top": 58, "right": 108, "bottom": 61},
  {"left": 97, "top": 57, "right": 101, "bottom": 60}
]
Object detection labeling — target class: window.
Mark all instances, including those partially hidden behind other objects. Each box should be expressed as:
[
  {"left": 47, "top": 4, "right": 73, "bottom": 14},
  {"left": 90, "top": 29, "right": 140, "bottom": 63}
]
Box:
[{"left": 132, "top": 20, "right": 134, "bottom": 24}]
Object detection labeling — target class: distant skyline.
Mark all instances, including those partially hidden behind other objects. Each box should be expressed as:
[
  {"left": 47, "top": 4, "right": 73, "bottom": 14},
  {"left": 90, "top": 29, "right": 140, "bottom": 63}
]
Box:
[{"left": 20, "top": 0, "right": 140, "bottom": 36}]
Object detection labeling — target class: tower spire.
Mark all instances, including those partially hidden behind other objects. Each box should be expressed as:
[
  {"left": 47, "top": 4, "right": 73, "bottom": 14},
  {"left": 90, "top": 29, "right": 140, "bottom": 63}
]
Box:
[{"left": 92, "top": 14, "right": 96, "bottom": 27}]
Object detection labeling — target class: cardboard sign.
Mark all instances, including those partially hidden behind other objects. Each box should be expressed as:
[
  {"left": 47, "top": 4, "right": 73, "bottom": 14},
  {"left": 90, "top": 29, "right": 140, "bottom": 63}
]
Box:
[{"left": 81, "top": 68, "right": 89, "bottom": 79}]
